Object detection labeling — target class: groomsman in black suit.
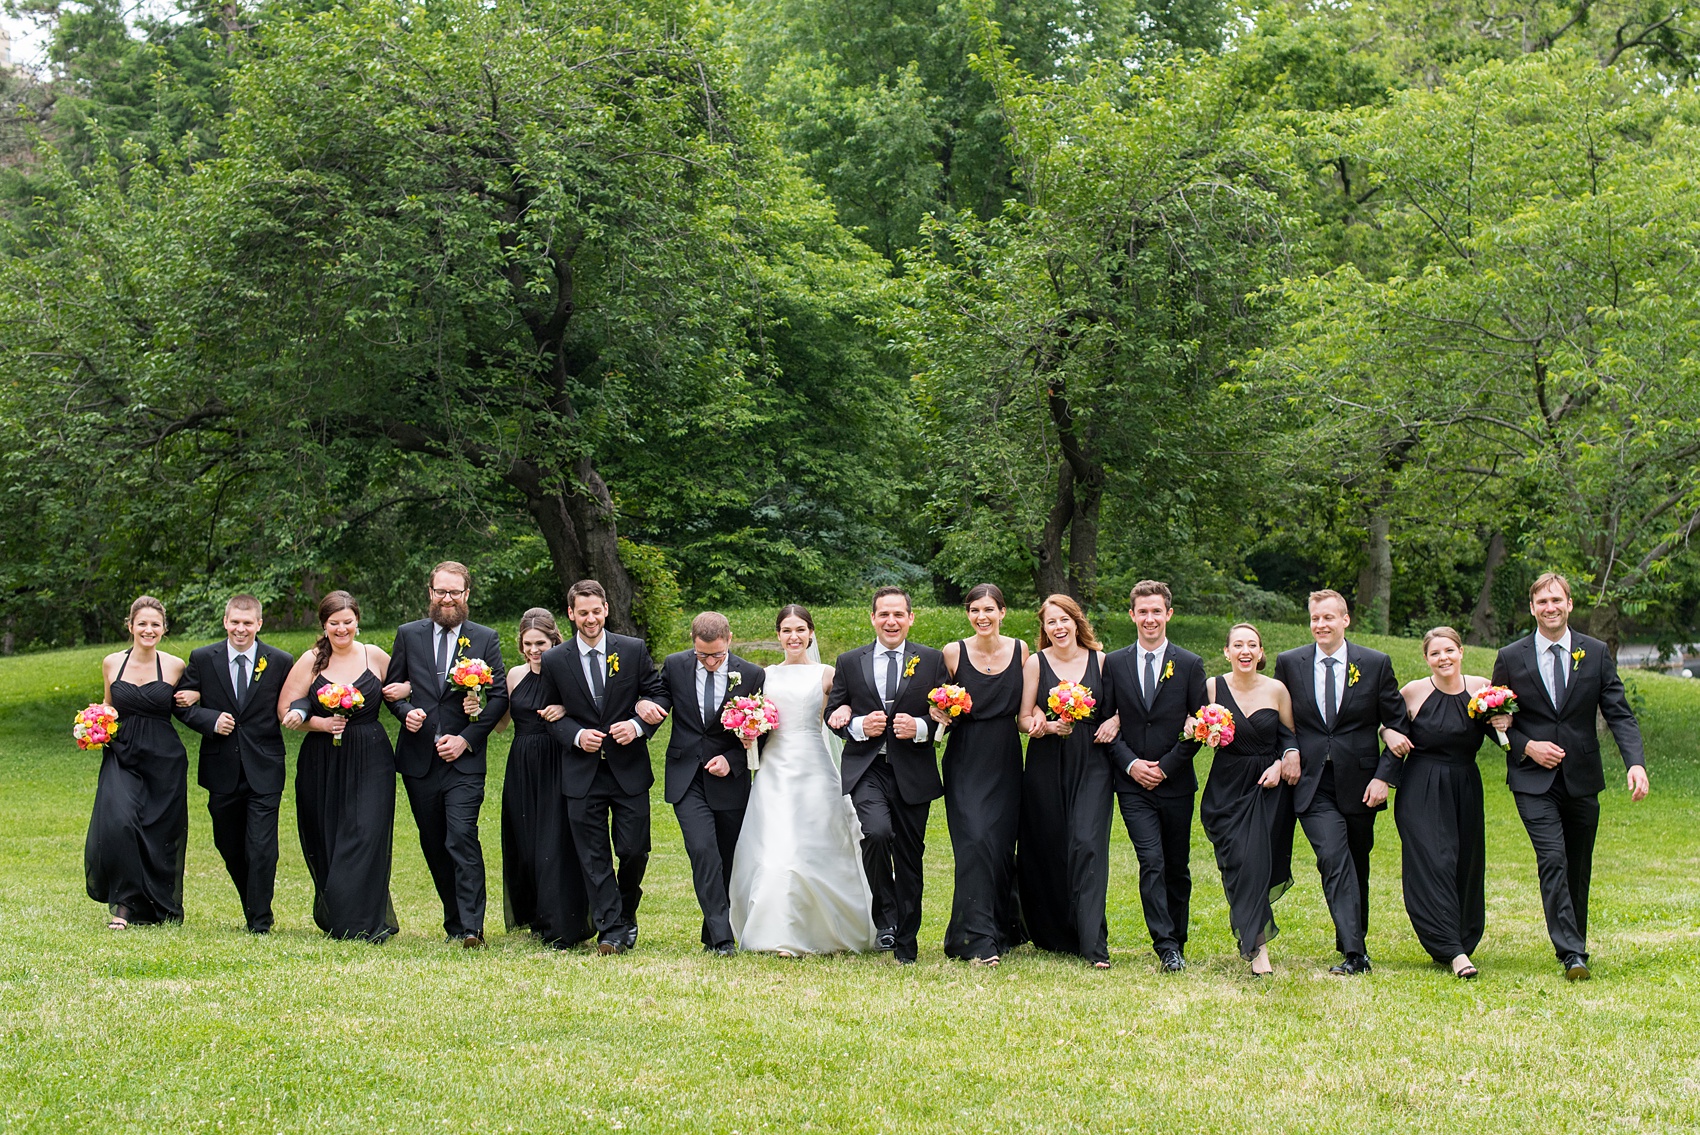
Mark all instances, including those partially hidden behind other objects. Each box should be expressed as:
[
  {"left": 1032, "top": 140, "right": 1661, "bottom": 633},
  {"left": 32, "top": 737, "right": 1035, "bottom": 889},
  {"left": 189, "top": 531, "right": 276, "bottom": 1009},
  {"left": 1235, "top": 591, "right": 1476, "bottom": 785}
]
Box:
[
  {"left": 382, "top": 561, "right": 509, "bottom": 947},
  {"left": 175, "top": 595, "right": 295, "bottom": 933},
  {"left": 1097, "top": 581, "right": 1208, "bottom": 972},
  {"left": 655, "top": 611, "right": 764, "bottom": 956},
  {"left": 1492, "top": 572, "right": 1647, "bottom": 981},
  {"left": 1273, "top": 589, "right": 1410, "bottom": 975},
  {"left": 825, "top": 587, "right": 946, "bottom": 964},
  {"left": 537, "top": 579, "right": 668, "bottom": 955}
]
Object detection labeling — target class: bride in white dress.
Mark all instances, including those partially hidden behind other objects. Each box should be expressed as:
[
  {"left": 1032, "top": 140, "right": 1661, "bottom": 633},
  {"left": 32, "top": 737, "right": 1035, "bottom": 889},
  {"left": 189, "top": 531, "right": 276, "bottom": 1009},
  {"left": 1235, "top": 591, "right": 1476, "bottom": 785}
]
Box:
[{"left": 729, "top": 605, "right": 879, "bottom": 955}]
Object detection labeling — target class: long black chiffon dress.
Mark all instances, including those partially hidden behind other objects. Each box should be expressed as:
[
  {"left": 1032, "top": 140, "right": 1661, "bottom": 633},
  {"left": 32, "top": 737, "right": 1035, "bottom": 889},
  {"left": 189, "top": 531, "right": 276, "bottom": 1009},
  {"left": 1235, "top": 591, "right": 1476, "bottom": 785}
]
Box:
[
  {"left": 942, "top": 639, "right": 1027, "bottom": 961},
  {"left": 1017, "top": 650, "right": 1113, "bottom": 964},
  {"left": 295, "top": 665, "right": 399, "bottom": 941},
  {"left": 1199, "top": 680, "right": 1295, "bottom": 958},
  {"left": 502, "top": 671, "right": 594, "bottom": 947},
  {"left": 85, "top": 649, "right": 190, "bottom": 924},
  {"left": 1394, "top": 685, "right": 1490, "bottom": 962}
]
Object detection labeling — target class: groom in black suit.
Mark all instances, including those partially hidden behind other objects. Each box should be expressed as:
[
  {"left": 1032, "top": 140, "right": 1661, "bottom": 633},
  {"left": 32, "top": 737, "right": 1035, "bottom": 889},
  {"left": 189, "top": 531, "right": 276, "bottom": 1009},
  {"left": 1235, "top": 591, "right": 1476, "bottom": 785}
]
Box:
[
  {"left": 1273, "top": 589, "right": 1410, "bottom": 975},
  {"left": 538, "top": 578, "right": 668, "bottom": 955},
  {"left": 826, "top": 587, "right": 946, "bottom": 964},
  {"left": 656, "top": 611, "right": 764, "bottom": 955},
  {"left": 382, "top": 561, "right": 509, "bottom": 947},
  {"left": 1492, "top": 571, "right": 1647, "bottom": 981},
  {"left": 1098, "top": 581, "right": 1208, "bottom": 972},
  {"left": 176, "top": 595, "right": 295, "bottom": 933}
]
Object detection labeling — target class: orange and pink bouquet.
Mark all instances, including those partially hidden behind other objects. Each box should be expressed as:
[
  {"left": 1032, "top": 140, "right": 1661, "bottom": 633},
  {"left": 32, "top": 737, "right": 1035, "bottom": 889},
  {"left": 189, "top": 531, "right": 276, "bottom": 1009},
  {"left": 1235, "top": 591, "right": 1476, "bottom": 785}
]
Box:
[
  {"left": 928, "top": 684, "right": 973, "bottom": 718},
  {"left": 1182, "top": 703, "right": 1236, "bottom": 748},
  {"left": 317, "top": 682, "right": 364, "bottom": 745},
  {"left": 73, "top": 703, "right": 119, "bottom": 750},
  {"left": 720, "top": 693, "right": 779, "bottom": 745},
  {"left": 1046, "top": 680, "right": 1096, "bottom": 724},
  {"left": 448, "top": 657, "right": 496, "bottom": 720},
  {"left": 1467, "top": 685, "right": 1520, "bottom": 750}
]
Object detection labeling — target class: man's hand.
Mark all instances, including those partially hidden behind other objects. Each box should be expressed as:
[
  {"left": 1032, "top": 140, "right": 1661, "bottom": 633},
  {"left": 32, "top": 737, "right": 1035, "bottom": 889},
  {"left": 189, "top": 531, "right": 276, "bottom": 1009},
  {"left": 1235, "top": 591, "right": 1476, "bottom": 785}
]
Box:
[
  {"left": 1363, "top": 778, "right": 1389, "bottom": 808},
  {"left": 1129, "top": 759, "right": 1165, "bottom": 790},
  {"left": 636, "top": 699, "right": 668, "bottom": 726},
  {"left": 436, "top": 734, "right": 468, "bottom": 762},
  {"left": 705, "top": 755, "right": 731, "bottom": 778},
  {"left": 1382, "top": 728, "right": 1413, "bottom": 758},
  {"left": 405, "top": 708, "right": 428, "bottom": 734},
  {"left": 214, "top": 712, "right": 236, "bottom": 737},
  {"left": 862, "top": 710, "right": 889, "bottom": 739},
  {"left": 1524, "top": 740, "right": 1566, "bottom": 768},
  {"left": 174, "top": 689, "right": 202, "bottom": 707},
  {"left": 1628, "top": 766, "right": 1650, "bottom": 802},
  {"left": 382, "top": 681, "right": 412, "bottom": 703},
  {"left": 827, "top": 705, "right": 853, "bottom": 731},
  {"left": 1094, "top": 714, "right": 1122, "bottom": 745},
  {"left": 579, "top": 729, "right": 607, "bottom": 753},
  {"left": 608, "top": 720, "right": 640, "bottom": 746},
  {"left": 892, "top": 713, "right": 919, "bottom": 740},
  {"left": 1281, "top": 751, "right": 1301, "bottom": 785}
]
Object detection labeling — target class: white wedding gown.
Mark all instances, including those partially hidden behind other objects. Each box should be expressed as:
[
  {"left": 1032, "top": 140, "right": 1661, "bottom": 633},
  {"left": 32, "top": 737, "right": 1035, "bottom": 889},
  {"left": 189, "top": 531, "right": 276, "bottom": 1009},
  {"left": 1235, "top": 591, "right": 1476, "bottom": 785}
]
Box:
[{"left": 728, "top": 662, "right": 879, "bottom": 954}]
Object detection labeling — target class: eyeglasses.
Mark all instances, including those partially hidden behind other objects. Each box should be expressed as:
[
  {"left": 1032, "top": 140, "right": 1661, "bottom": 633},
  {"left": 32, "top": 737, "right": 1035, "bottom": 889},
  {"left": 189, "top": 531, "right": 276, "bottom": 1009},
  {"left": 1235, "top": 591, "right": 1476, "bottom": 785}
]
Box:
[
  {"left": 693, "top": 650, "right": 729, "bottom": 662},
  {"left": 430, "top": 588, "right": 468, "bottom": 600}
]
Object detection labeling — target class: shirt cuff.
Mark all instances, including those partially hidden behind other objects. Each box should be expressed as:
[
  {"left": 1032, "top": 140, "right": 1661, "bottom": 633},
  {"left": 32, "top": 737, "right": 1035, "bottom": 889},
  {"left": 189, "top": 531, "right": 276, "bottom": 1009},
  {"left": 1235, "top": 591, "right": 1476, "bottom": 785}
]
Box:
[
  {"left": 915, "top": 719, "right": 930, "bottom": 743},
  {"left": 628, "top": 717, "right": 643, "bottom": 736},
  {"left": 574, "top": 729, "right": 588, "bottom": 749},
  {"left": 849, "top": 716, "right": 867, "bottom": 742}
]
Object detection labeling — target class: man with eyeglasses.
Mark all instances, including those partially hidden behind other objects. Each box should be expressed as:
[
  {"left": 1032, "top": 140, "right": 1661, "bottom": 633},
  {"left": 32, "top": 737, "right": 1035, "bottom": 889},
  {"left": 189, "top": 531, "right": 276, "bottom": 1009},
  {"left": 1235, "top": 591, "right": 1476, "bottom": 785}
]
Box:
[
  {"left": 652, "top": 611, "right": 765, "bottom": 955},
  {"left": 382, "top": 560, "right": 508, "bottom": 948}
]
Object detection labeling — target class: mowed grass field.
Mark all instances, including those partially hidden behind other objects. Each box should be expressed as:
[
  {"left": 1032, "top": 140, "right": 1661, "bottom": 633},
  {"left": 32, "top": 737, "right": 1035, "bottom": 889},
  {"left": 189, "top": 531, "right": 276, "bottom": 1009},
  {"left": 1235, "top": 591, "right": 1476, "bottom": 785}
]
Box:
[{"left": 3, "top": 607, "right": 1699, "bottom": 1133}]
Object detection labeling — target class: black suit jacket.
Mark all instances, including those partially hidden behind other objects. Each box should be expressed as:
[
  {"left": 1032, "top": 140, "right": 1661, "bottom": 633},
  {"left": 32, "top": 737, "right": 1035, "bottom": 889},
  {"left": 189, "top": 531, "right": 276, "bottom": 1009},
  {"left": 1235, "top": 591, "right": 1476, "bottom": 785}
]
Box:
[
  {"left": 657, "top": 651, "right": 764, "bottom": 809},
  {"left": 1274, "top": 642, "right": 1407, "bottom": 816},
  {"left": 385, "top": 618, "right": 509, "bottom": 778},
  {"left": 537, "top": 632, "right": 666, "bottom": 799},
  {"left": 826, "top": 640, "right": 946, "bottom": 806},
  {"left": 1101, "top": 643, "right": 1208, "bottom": 797},
  {"left": 1491, "top": 631, "right": 1645, "bottom": 796},
  {"left": 179, "top": 640, "right": 295, "bottom": 795}
]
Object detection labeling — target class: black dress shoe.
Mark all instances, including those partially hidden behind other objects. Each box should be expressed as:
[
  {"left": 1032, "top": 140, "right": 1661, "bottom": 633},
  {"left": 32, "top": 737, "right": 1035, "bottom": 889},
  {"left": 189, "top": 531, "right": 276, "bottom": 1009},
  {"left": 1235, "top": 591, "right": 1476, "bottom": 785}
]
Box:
[
  {"left": 875, "top": 930, "right": 897, "bottom": 952},
  {"left": 896, "top": 956, "right": 916, "bottom": 965},
  {"left": 462, "top": 934, "right": 485, "bottom": 949},
  {"left": 1159, "top": 949, "right": 1186, "bottom": 973},
  {"left": 623, "top": 924, "right": 639, "bottom": 951},
  {"left": 708, "top": 944, "right": 736, "bottom": 958},
  {"left": 1563, "top": 954, "right": 1591, "bottom": 981},
  {"left": 1329, "top": 953, "right": 1372, "bottom": 976}
]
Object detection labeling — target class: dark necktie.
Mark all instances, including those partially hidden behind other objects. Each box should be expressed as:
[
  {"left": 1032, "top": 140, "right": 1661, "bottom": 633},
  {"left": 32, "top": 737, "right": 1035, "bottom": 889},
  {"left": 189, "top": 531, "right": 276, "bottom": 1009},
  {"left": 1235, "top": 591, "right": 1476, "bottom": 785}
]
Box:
[
  {"left": 435, "top": 627, "right": 451, "bottom": 685},
  {"left": 703, "top": 668, "right": 718, "bottom": 730},
  {"left": 1143, "top": 652, "right": 1157, "bottom": 710},
  {"left": 1323, "top": 657, "right": 1339, "bottom": 729},
  {"left": 235, "top": 653, "right": 250, "bottom": 703},
  {"left": 884, "top": 649, "right": 901, "bottom": 712},
  {"left": 1551, "top": 643, "right": 1568, "bottom": 706},
  {"left": 589, "top": 648, "right": 605, "bottom": 711}
]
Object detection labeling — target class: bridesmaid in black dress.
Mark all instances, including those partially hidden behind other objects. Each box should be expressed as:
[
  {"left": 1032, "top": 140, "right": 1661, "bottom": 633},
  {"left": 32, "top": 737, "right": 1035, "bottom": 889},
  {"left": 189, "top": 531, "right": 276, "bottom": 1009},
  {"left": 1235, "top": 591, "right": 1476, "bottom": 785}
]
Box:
[
  {"left": 934, "top": 584, "right": 1028, "bottom": 965},
  {"left": 1018, "top": 593, "right": 1113, "bottom": 968},
  {"left": 86, "top": 596, "right": 191, "bottom": 929},
  {"left": 498, "top": 608, "right": 594, "bottom": 948},
  {"left": 1383, "top": 626, "right": 1504, "bottom": 979},
  {"left": 1199, "top": 622, "right": 1301, "bottom": 975},
  {"left": 279, "top": 591, "right": 398, "bottom": 941}
]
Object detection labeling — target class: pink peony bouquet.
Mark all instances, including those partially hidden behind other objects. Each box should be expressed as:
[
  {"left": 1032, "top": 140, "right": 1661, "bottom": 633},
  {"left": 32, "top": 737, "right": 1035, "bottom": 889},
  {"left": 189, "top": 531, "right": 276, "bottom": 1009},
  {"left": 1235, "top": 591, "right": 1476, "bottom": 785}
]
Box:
[
  {"left": 448, "top": 657, "right": 495, "bottom": 720},
  {"left": 1182, "top": 703, "right": 1236, "bottom": 749},
  {"left": 1047, "top": 680, "right": 1097, "bottom": 724},
  {"left": 317, "top": 682, "right": 365, "bottom": 746},
  {"left": 1466, "top": 685, "right": 1520, "bottom": 750},
  {"left": 73, "top": 703, "right": 119, "bottom": 750},
  {"left": 928, "top": 684, "right": 973, "bottom": 718}
]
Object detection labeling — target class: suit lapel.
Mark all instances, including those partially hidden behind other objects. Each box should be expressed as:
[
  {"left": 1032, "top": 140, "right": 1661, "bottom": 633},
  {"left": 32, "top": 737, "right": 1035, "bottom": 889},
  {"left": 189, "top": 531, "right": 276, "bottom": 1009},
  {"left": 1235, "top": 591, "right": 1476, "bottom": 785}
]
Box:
[
  {"left": 1336, "top": 643, "right": 1363, "bottom": 724},
  {"left": 1527, "top": 635, "right": 1560, "bottom": 715},
  {"left": 212, "top": 642, "right": 238, "bottom": 707},
  {"left": 562, "top": 638, "right": 595, "bottom": 713},
  {"left": 862, "top": 644, "right": 879, "bottom": 706},
  {"left": 893, "top": 643, "right": 920, "bottom": 706}
]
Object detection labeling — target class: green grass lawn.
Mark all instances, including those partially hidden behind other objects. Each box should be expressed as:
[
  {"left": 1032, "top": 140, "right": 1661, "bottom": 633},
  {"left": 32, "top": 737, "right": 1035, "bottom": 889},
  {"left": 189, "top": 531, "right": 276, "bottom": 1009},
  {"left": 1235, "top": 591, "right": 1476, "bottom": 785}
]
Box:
[{"left": 3, "top": 608, "right": 1698, "bottom": 1132}]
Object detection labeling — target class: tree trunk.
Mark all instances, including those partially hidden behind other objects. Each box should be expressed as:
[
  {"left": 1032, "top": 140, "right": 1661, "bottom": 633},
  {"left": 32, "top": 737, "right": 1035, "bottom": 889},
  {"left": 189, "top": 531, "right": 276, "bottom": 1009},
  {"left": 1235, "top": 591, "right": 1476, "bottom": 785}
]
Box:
[
  {"left": 1468, "top": 530, "right": 1507, "bottom": 644},
  {"left": 1580, "top": 598, "right": 1622, "bottom": 658},
  {"left": 510, "top": 458, "right": 638, "bottom": 635},
  {"left": 1355, "top": 509, "right": 1392, "bottom": 634},
  {"left": 1067, "top": 472, "right": 1102, "bottom": 607},
  {"left": 1033, "top": 462, "right": 1074, "bottom": 600}
]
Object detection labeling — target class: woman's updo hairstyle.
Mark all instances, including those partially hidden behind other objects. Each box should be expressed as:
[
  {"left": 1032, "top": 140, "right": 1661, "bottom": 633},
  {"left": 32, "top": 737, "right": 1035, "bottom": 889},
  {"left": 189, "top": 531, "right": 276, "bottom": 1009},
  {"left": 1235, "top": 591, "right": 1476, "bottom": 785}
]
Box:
[
  {"left": 125, "top": 595, "right": 167, "bottom": 634},
  {"left": 518, "top": 607, "right": 564, "bottom": 650},
  {"left": 1225, "top": 622, "right": 1266, "bottom": 671},
  {"left": 311, "top": 590, "right": 361, "bottom": 674}
]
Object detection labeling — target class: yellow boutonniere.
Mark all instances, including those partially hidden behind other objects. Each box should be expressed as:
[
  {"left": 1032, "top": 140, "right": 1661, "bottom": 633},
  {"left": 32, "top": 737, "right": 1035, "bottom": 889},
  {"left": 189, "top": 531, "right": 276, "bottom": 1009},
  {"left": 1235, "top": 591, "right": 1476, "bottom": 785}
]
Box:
[
  {"left": 903, "top": 654, "right": 918, "bottom": 679},
  {"left": 458, "top": 636, "right": 470, "bottom": 649},
  {"left": 1347, "top": 663, "right": 1362, "bottom": 687},
  {"left": 607, "top": 652, "right": 620, "bottom": 674},
  {"left": 1161, "top": 660, "right": 1174, "bottom": 682},
  {"left": 253, "top": 656, "right": 268, "bottom": 677},
  {"left": 1572, "top": 648, "right": 1585, "bottom": 671}
]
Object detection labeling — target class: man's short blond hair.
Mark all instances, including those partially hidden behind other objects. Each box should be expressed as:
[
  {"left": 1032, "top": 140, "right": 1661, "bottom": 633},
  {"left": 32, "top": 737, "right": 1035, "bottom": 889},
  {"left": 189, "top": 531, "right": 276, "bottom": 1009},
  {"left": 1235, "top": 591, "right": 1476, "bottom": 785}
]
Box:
[
  {"left": 1308, "top": 589, "right": 1349, "bottom": 611},
  {"left": 1529, "top": 572, "right": 1572, "bottom": 600}
]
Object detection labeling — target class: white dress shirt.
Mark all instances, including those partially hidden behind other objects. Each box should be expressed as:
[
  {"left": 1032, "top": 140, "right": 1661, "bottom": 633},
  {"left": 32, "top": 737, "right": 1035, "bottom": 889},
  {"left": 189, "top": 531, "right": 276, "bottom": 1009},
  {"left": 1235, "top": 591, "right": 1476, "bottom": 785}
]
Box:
[
  {"left": 1314, "top": 642, "right": 1349, "bottom": 720},
  {"left": 573, "top": 632, "right": 643, "bottom": 750},
  {"left": 1536, "top": 627, "right": 1574, "bottom": 707},
  {"left": 433, "top": 622, "right": 463, "bottom": 682},
  {"left": 1137, "top": 639, "right": 1169, "bottom": 703},
  {"left": 697, "top": 659, "right": 726, "bottom": 726},
  {"left": 850, "top": 640, "right": 930, "bottom": 744},
  {"left": 228, "top": 641, "right": 257, "bottom": 701}
]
